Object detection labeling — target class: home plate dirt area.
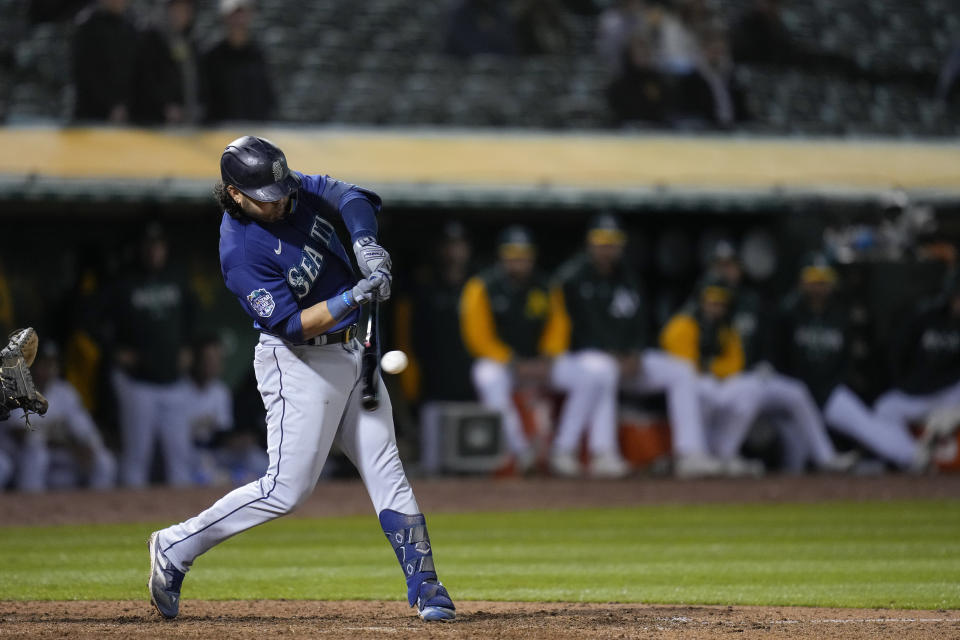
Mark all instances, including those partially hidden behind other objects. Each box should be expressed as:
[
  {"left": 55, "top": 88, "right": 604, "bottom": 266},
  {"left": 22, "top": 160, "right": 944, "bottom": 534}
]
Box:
[
  {"left": 1, "top": 474, "right": 958, "bottom": 639},
  {"left": 1, "top": 600, "right": 958, "bottom": 639}
]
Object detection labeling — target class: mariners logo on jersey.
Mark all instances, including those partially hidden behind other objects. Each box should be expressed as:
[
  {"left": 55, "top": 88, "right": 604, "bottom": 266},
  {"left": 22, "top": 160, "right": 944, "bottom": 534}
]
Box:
[{"left": 247, "top": 288, "right": 276, "bottom": 318}]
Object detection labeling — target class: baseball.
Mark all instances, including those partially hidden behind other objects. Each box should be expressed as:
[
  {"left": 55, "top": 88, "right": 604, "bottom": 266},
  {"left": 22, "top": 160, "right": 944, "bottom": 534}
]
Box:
[{"left": 380, "top": 350, "right": 408, "bottom": 374}]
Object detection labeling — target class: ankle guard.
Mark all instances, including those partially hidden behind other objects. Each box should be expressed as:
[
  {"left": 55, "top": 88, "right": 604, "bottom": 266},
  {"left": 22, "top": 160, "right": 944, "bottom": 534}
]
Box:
[{"left": 378, "top": 509, "right": 438, "bottom": 606}]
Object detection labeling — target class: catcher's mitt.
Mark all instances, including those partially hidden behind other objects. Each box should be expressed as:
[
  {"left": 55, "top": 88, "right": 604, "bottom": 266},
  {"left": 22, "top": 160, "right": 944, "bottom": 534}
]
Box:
[{"left": 1, "top": 327, "right": 48, "bottom": 426}]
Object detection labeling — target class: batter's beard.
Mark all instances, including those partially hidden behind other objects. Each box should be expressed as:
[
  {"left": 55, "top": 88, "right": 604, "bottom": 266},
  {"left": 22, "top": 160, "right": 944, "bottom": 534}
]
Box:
[{"left": 280, "top": 195, "right": 297, "bottom": 219}]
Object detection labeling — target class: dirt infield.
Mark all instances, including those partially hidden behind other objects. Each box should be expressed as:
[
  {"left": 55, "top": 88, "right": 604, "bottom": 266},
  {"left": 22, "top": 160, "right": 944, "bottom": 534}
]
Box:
[
  {"left": 1, "top": 600, "right": 957, "bottom": 639},
  {"left": 2, "top": 474, "right": 958, "bottom": 638}
]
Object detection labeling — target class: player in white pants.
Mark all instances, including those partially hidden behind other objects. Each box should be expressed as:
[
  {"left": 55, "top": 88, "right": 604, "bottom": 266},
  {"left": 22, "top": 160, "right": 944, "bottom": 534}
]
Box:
[
  {"left": 772, "top": 255, "right": 930, "bottom": 470},
  {"left": 111, "top": 224, "right": 196, "bottom": 488},
  {"left": 472, "top": 350, "right": 624, "bottom": 476},
  {"left": 114, "top": 371, "right": 193, "bottom": 487},
  {"left": 462, "top": 226, "right": 625, "bottom": 477},
  {"left": 148, "top": 136, "right": 454, "bottom": 622},
  {"left": 702, "top": 239, "right": 852, "bottom": 474},
  {"left": 12, "top": 343, "right": 116, "bottom": 491},
  {"left": 549, "top": 214, "right": 713, "bottom": 476},
  {"left": 658, "top": 278, "right": 847, "bottom": 475},
  {"left": 873, "top": 274, "right": 960, "bottom": 448}
]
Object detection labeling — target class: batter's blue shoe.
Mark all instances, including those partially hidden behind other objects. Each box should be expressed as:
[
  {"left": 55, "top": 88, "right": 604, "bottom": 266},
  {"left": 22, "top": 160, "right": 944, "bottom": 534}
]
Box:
[
  {"left": 416, "top": 580, "right": 456, "bottom": 621},
  {"left": 147, "top": 531, "right": 185, "bottom": 619}
]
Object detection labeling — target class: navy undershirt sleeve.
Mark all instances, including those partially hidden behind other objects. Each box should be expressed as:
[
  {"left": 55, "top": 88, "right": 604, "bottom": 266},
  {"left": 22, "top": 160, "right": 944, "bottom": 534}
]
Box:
[
  {"left": 276, "top": 311, "right": 304, "bottom": 343},
  {"left": 341, "top": 197, "right": 378, "bottom": 242}
]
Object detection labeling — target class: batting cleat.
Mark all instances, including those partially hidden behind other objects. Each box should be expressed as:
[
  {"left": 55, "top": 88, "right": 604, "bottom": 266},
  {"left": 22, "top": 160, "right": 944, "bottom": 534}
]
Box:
[
  {"left": 147, "top": 532, "right": 185, "bottom": 619},
  {"left": 416, "top": 580, "right": 456, "bottom": 621}
]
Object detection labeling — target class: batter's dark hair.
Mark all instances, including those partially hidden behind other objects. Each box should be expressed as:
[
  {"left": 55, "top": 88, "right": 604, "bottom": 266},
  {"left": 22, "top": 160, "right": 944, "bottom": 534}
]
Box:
[{"left": 213, "top": 181, "right": 246, "bottom": 220}]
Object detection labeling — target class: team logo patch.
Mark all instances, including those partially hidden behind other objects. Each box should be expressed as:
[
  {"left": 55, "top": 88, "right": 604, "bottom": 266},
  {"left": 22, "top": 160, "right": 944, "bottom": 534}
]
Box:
[
  {"left": 272, "top": 159, "right": 284, "bottom": 182},
  {"left": 247, "top": 288, "right": 276, "bottom": 318}
]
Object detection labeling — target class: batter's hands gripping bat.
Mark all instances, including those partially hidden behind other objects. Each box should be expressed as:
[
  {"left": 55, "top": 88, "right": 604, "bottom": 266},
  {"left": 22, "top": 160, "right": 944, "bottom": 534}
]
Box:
[{"left": 361, "top": 302, "right": 380, "bottom": 411}]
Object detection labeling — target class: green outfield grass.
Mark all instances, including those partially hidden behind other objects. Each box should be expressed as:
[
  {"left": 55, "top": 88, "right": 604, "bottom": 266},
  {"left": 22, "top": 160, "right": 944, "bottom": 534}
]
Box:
[{"left": 1, "top": 500, "right": 958, "bottom": 609}]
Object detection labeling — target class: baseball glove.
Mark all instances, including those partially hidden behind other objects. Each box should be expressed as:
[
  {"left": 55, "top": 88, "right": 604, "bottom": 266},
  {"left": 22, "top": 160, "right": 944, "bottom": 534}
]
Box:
[{"left": 1, "top": 327, "right": 48, "bottom": 426}]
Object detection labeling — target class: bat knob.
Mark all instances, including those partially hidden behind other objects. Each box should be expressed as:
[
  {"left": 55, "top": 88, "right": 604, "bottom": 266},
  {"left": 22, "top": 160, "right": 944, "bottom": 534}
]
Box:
[{"left": 361, "top": 394, "right": 379, "bottom": 410}]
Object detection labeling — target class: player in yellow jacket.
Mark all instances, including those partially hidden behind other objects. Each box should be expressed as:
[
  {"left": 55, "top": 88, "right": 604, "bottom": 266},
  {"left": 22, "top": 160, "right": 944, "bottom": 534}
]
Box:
[
  {"left": 460, "top": 226, "right": 624, "bottom": 476},
  {"left": 660, "top": 278, "right": 766, "bottom": 474}
]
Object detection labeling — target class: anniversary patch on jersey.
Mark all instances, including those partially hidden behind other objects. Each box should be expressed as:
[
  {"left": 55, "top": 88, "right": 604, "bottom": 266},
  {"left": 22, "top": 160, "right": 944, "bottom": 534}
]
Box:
[{"left": 247, "top": 288, "right": 276, "bottom": 318}]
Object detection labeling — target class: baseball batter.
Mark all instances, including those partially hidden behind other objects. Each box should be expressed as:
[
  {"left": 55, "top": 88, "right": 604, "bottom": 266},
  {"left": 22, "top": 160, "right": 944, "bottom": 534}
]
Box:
[{"left": 147, "top": 136, "right": 455, "bottom": 621}]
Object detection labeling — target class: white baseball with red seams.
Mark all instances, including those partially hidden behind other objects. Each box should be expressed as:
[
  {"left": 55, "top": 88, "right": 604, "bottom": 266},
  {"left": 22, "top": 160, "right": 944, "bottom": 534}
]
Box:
[{"left": 380, "top": 350, "right": 409, "bottom": 374}]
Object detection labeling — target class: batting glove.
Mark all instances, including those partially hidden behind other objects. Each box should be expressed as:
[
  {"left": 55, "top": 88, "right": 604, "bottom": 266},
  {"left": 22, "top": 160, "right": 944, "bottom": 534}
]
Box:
[
  {"left": 351, "top": 276, "right": 380, "bottom": 306},
  {"left": 353, "top": 236, "right": 392, "bottom": 279},
  {"left": 372, "top": 268, "right": 392, "bottom": 301}
]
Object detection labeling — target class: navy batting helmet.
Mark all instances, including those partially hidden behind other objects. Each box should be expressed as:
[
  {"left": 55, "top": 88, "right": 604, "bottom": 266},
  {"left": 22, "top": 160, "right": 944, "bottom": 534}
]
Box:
[{"left": 220, "top": 136, "right": 301, "bottom": 202}]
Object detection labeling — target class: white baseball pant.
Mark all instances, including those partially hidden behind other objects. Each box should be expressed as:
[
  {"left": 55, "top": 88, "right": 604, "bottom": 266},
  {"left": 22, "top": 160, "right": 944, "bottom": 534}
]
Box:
[
  {"left": 874, "top": 380, "right": 960, "bottom": 433},
  {"left": 699, "top": 371, "right": 838, "bottom": 464},
  {"left": 471, "top": 352, "right": 620, "bottom": 458},
  {"left": 825, "top": 384, "right": 918, "bottom": 468},
  {"left": 625, "top": 350, "right": 707, "bottom": 458},
  {"left": 156, "top": 335, "right": 419, "bottom": 573},
  {"left": 16, "top": 380, "right": 117, "bottom": 491},
  {"left": 113, "top": 371, "right": 194, "bottom": 488}
]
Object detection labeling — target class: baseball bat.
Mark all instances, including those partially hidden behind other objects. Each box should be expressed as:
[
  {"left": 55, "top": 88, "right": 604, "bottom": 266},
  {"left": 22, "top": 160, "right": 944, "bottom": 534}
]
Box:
[{"left": 360, "top": 301, "right": 381, "bottom": 411}]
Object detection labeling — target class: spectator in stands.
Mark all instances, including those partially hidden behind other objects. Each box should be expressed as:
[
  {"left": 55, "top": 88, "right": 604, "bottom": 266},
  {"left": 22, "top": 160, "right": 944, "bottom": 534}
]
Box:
[
  {"left": 108, "top": 223, "right": 196, "bottom": 487},
  {"left": 873, "top": 269, "right": 960, "bottom": 446},
  {"left": 0, "top": 342, "right": 116, "bottom": 491},
  {"left": 596, "top": 0, "right": 647, "bottom": 72},
  {"left": 771, "top": 254, "right": 934, "bottom": 471},
  {"left": 640, "top": 0, "right": 701, "bottom": 76},
  {"left": 202, "top": 0, "right": 275, "bottom": 123},
  {"left": 693, "top": 28, "right": 745, "bottom": 128},
  {"left": 606, "top": 28, "right": 669, "bottom": 125},
  {"left": 443, "top": 0, "right": 518, "bottom": 58},
  {"left": 71, "top": 0, "right": 138, "bottom": 123},
  {"left": 460, "top": 226, "right": 623, "bottom": 476},
  {"left": 553, "top": 214, "right": 707, "bottom": 477},
  {"left": 513, "top": 0, "right": 575, "bottom": 55},
  {"left": 607, "top": 1, "right": 736, "bottom": 128},
  {"left": 132, "top": 0, "right": 202, "bottom": 125}
]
